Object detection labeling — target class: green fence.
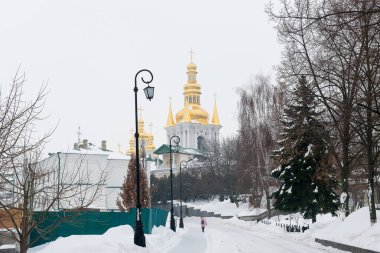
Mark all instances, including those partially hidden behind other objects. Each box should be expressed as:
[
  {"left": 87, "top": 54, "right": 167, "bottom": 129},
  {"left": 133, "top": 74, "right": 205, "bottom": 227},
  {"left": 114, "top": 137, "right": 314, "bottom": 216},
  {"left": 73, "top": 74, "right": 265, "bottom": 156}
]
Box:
[{"left": 30, "top": 208, "right": 168, "bottom": 247}]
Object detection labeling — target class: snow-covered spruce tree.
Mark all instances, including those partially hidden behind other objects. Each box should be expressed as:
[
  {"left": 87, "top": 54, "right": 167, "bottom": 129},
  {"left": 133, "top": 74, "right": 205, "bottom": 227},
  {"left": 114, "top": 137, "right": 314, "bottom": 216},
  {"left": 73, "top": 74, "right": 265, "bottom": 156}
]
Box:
[
  {"left": 271, "top": 76, "right": 339, "bottom": 223},
  {"left": 117, "top": 155, "right": 151, "bottom": 211}
]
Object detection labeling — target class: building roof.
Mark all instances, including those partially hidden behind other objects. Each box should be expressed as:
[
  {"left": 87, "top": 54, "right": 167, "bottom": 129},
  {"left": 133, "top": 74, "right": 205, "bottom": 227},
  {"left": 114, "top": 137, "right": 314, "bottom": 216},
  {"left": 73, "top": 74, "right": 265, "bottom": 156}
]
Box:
[
  {"left": 153, "top": 144, "right": 205, "bottom": 157},
  {"left": 48, "top": 144, "right": 130, "bottom": 160}
]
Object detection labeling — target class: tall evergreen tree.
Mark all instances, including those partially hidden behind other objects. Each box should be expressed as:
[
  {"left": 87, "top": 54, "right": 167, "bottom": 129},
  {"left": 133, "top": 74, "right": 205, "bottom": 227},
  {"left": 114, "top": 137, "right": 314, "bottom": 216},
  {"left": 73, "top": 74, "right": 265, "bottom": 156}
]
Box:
[
  {"left": 117, "top": 155, "right": 151, "bottom": 211},
  {"left": 271, "top": 76, "right": 339, "bottom": 222}
]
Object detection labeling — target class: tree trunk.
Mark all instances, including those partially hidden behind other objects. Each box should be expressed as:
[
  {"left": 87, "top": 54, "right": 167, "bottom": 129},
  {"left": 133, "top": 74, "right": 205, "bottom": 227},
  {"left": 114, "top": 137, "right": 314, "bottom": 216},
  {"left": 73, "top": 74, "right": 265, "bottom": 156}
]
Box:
[
  {"left": 367, "top": 107, "right": 377, "bottom": 225},
  {"left": 20, "top": 193, "right": 29, "bottom": 253},
  {"left": 369, "top": 177, "right": 377, "bottom": 225},
  {"left": 342, "top": 118, "right": 351, "bottom": 217},
  {"left": 265, "top": 190, "right": 271, "bottom": 219}
]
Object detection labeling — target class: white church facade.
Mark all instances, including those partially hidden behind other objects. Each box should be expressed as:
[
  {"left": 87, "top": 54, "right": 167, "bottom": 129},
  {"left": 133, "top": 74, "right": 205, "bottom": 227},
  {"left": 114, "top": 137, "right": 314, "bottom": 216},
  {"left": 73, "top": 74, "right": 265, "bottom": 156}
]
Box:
[
  {"left": 152, "top": 58, "right": 222, "bottom": 177},
  {"left": 165, "top": 59, "right": 221, "bottom": 150}
]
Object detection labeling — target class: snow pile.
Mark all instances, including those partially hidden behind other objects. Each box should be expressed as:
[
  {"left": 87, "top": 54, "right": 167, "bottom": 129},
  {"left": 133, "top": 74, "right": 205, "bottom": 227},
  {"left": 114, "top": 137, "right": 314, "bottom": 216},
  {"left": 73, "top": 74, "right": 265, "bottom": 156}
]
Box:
[
  {"left": 260, "top": 207, "right": 380, "bottom": 251},
  {"left": 184, "top": 199, "right": 266, "bottom": 217},
  {"left": 0, "top": 244, "right": 15, "bottom": 249},
  {"left": 29, "top": 225, "right": 184, "bottom": 253},
  {"left": 306, "top": 207, "right": 380, "bottom": 251}
]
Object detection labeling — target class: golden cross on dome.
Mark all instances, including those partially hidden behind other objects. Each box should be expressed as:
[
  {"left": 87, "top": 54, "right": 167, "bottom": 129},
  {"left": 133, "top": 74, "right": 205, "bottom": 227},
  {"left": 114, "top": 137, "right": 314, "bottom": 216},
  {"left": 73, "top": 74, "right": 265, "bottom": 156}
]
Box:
[
  {"left": 189, "top": 49, "right": 195, "bottom": 63},
  {"left": 138, "top": 106, "right": 144, "bottom": 118}
]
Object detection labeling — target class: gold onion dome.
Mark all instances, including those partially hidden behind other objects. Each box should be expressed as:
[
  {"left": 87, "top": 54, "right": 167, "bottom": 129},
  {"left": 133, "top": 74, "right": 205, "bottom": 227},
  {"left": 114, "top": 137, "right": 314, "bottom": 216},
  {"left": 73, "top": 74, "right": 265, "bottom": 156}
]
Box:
[
  {"left": 147, "top": 134, "right": 155, "bottom": 150},
  {"left": 128, "top": 136, "right": 135, "bottom": 155},
  {"left": 129, "top": 110, "right": 156, "bottom": 154},
  {"left": 175, "top": 61, "right": 209, "bottom": 125}
]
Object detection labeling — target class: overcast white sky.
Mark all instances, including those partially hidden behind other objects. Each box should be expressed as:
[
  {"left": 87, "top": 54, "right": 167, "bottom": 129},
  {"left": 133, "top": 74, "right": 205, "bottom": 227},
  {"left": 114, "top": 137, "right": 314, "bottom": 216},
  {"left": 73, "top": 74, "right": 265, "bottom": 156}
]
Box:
[{"left": 0, "top": 0, "right": 281, "bottom": 154}]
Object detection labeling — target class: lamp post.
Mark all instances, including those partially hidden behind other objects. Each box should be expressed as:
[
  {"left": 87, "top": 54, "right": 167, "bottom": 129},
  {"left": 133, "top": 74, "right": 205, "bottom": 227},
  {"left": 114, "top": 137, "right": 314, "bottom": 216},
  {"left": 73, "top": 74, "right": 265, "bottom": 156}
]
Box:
[
  {"left": 133, "top": 69, "right": 154, "bottom": 247},
  {"left": 179, "top": 160, "right": 187, "bottom": 228},
  {"left": 179, "top": 157, "right": 194, "bottom": 229},
  {"left": 169, "top": 135, "right": 180, "bottom": 232}
]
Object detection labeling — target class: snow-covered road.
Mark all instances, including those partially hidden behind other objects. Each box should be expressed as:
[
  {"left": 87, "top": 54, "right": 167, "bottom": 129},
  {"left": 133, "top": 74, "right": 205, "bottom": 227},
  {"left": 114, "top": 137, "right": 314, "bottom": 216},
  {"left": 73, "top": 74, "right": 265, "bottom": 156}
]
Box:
[
  {"left": 168, "top": 217, "right": 344, "bottom": 253},
  {"left": 30, "top": 216, "right": 347, "bottom": 253}
]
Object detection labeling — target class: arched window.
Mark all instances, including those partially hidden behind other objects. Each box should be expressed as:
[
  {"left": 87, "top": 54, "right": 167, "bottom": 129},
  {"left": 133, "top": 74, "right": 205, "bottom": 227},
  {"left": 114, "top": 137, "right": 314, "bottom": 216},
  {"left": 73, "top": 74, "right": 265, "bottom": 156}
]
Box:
[
  {"left": 197, "top": 136, "right": 206, "bottom": 150},
  {"left": 189, "top": 96, "right": 193, "bottom": 103}
]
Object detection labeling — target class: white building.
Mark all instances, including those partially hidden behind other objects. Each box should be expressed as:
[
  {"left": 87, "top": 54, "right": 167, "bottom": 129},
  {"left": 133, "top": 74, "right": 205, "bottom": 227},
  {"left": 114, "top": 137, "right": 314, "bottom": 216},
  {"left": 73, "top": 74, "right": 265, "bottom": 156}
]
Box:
[{"left": 42, "top": 139, "right": 153, "bottom": 210}]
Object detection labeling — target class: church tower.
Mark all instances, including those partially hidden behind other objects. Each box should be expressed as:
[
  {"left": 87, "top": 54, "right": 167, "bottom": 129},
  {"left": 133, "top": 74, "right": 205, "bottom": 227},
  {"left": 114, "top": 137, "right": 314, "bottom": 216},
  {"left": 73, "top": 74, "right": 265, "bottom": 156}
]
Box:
[
  {"left": 165, "top": 57, "right": 221, "bottom": 150},
  {"left": 128, "top": 109, "right": 156, "bottom": 157}
]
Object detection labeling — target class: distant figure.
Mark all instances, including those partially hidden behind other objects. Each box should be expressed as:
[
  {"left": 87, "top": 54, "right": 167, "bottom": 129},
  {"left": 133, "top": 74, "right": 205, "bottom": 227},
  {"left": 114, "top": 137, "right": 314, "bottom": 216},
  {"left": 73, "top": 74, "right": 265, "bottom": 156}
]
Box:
[{"left": 201, "top": 216, "right": 207, "bottom": 232}]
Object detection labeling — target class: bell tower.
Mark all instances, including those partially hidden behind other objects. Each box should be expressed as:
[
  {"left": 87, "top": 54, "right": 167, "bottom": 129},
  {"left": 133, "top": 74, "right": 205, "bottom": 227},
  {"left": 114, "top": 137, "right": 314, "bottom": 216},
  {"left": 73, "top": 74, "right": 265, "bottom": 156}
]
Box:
[{"left": 165, "top": 54, "right": 221, "bottom": 150}]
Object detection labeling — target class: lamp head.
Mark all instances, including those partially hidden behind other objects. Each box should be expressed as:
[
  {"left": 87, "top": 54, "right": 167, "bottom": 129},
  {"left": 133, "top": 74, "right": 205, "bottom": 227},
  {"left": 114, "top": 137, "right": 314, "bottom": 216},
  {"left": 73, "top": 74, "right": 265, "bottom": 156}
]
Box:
[{"left": 144, "top": 85, "right": 155, "bottom": 100}]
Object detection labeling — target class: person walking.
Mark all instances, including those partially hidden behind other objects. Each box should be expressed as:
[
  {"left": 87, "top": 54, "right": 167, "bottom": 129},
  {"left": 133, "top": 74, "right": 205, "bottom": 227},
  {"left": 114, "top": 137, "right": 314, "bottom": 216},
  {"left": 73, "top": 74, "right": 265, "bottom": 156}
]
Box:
[{"left": 200, "top": 216, "right": 207, "bottom": 232}]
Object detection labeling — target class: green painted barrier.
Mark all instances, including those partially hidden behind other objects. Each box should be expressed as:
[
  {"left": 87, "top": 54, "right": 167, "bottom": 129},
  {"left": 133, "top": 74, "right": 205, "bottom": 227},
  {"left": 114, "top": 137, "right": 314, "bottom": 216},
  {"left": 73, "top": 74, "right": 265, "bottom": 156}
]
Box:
[{"left": 30, "top": 208, "right": 168, "bottom": 247}]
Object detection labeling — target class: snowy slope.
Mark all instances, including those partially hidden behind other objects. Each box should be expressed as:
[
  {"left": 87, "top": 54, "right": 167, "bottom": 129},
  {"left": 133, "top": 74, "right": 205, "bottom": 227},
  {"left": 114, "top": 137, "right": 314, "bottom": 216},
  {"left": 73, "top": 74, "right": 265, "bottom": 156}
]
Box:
[
  {"left": 261, "top": 207, "right": 380, "bottom": 252},
  {"left": 307, "top": 207, "right": 380, "bottom": 251},
  {"left": 184, "top": 199, "right": 266, "bottom": 217}
]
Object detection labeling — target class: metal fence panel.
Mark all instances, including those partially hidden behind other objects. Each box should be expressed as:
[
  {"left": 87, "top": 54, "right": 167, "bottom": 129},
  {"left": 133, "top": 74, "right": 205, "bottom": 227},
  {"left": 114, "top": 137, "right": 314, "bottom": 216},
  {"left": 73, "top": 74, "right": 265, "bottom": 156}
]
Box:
[{"left": 30, "top": 208, "right": 168, "bottom": 247}]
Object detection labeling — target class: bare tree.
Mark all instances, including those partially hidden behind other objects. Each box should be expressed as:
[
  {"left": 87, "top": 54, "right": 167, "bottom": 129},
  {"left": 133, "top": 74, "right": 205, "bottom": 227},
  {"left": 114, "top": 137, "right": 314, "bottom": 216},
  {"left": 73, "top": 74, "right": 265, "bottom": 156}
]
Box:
[
  {"left": 350, "top": 1, "right": 380, "bottom": 224},
  {"left": 267, "top": 0, "right": 372, "bottom": 217},
  {"left": 267, "top": 0, "right": 380, "bottom": 28},
  {"left": 0, "top": 71, "right": 107, "bottom": 253},
  {"left": 237, "top": 74, "right": 282, "bottom": 213}
]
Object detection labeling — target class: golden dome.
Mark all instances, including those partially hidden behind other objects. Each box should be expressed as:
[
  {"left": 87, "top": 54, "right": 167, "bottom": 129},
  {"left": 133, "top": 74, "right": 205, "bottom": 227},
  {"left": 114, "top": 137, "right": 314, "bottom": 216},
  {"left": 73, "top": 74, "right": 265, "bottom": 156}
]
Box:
[
  {"left": 128, "top": 136, "right": 135, "bottom": 155},
  {"left": 146, "top": 133, "right": 155, "bottom": 151},
  {"left": 129, "top": 110, "right": 155, "bottom": 154},
  {"left": 176, "top": 104, "right": 209, "bottom": 124},
  {"left": 187, "top": 62, "right": 197, "bottom": 71},
  {"left": 174, "top": 58, "right": 210, "bottom": 125}
]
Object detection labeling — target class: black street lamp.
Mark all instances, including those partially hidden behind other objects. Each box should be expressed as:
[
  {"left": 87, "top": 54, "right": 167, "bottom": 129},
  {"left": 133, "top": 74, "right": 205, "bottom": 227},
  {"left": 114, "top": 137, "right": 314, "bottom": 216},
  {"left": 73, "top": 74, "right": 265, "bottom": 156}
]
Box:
[
  {"left": 179, "top": 160, "right": 187, "bottom": 228},
  {"left": 133, "top": 69, "right": 154, "bottom": 247},
  {"left": 179, "top": 157, "right": 194, "bottom": 229},
  {"left": 169, "top": 135, "right": 180, "bottom": 232}
]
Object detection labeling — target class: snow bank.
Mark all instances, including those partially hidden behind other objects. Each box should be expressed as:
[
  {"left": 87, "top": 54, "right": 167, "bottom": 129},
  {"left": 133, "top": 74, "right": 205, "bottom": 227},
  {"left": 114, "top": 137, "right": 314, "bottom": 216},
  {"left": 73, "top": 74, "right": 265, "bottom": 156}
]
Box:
[
  {"left": 29, "top": 225, "right": 185, "bottom": 253},
  {"left": 261, "top": 207, "right": 380, "bottom": 252},
  {"left": 306, "top": 207, "right": 380, "bottom": 251}
]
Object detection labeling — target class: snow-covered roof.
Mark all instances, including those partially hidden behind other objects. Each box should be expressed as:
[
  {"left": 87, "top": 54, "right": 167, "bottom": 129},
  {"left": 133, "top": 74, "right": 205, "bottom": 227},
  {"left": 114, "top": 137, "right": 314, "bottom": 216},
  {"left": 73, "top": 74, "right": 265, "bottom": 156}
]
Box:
[
  {"left": 107, "top": 152, "right": 130, "bottom": 160},
  {"left": 153, "top": 144, "right": 205, "bottom": 157},
  {"left": 51, "top": 144, "right": 130, "bottom": 160}
]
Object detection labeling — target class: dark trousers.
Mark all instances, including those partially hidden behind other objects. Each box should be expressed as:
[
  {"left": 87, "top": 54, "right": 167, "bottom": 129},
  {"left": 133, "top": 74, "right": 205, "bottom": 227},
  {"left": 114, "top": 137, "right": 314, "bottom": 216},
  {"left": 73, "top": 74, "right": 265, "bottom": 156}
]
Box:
[{"left": 202, "top": 227, "right": 205, "bottom": 232}]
